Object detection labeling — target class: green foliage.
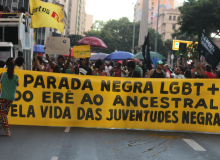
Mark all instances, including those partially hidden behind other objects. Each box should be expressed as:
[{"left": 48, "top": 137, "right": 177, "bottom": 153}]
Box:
[
  {"left": 83, "top": 17, "right": 167, "bottom": 55},
  {"left": 68, "top": 34, "right": 83, "bottom": 47},
  {"left": 171, "top": 29, "right": 191, "bottom": 41},
  {"left": 175, "top": 38, "right": 199, "bottom": 61},
  {"left": 178, "top": 0, "right": 220, "bottom": 37},
  {"left": 91, "top": 20, "right": 105, "bottom": 31},
  {"left": 148, "top": 27, "right": 167, "bottom": 57}
]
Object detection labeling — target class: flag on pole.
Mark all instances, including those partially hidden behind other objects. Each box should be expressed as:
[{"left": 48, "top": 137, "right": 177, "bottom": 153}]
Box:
[
  {"left": 142, "top": 33, "right": 152, "bottom": 75},
  {"left": 29, "top": 0, "right": 64, "bottom": 33},
  {"left": 138, "top": 0, "right": 149, "bottom": 46},
  {"left": 198, "top": 27, "right": 220, "bottom": 68}
]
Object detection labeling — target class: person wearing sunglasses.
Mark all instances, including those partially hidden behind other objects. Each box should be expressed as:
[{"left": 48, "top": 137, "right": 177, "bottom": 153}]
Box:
[{"left": 71, "top": 56, "right": 92, "bottom": 75}]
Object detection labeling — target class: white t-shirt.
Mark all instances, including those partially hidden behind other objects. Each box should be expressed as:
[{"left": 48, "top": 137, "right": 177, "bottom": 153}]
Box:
[
  {"left": 174, "top": 74, "right": 185, "bottom": 79},
  {"left": 105, "top": 66, "right": 112, "bottom": 75},
  {"left": 165, "top": 72, "right": 170, "bottom": 78}
]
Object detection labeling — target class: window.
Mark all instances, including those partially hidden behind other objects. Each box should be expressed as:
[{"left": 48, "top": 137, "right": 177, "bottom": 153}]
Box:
[
  {"left": 152, "top": 2, "right": 154, "bottom": 5},
  {"left": 151, "top": 7, "right": 154, "bottom": 10},
  {"left": 172, "top": 24, "right": 176, "bottom": 30},
  {"left": 169, "top": 15, "right": 172, "bottom": 20},
  {"left": 173, "top": 16, "right": 176, "bottom": 21},
  {"left": 151, "top": 17, "right": 153, "bottom": 21},
  {"left": 178, "top": 16, "right": 180, "bottom": 21},
  {"left": 151, "top": 12, "right": 153, "bottom": 16}
]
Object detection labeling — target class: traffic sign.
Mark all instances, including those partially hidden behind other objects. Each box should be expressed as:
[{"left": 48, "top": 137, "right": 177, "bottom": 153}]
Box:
[{"left": 172, "top": 40, "right": 198, "bottom": 50}]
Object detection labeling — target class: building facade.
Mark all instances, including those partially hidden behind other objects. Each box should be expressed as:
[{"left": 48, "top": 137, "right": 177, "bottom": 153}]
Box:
[
  {"left": 85, "top": 14, "right": 93, "bottom": 32},
  {"left": 158, "top": 8, "right": 180, "bottom": 40},
  {"left": 67, "top": 0, "right": 86, "bottom": 36},
  {"left": 136, "top": 0, "right": 175, "bottom": 30}
]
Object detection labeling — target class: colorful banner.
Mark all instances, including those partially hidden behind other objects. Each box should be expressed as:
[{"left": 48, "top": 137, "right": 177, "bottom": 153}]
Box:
[
  {"left": 73, "top": 45, "right": 91, "bottom": 58},
  {"left": 29, "top": 0, "right": 64, "bottom": 33},
  {"left": 3, "top": 69, "right": 220, "bottom": 133}
]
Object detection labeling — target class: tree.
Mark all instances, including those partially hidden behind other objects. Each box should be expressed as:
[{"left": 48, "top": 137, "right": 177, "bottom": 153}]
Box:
[
  {"left": 68, "top": 34, "right": 83, "bottom": 47},
  {"left": 148, "top": 27, "right": 167, "bottom": 57},
  {"left": 178, "top": 0, "right": 220, "bottom": 37},
  {"left": 84, "top": 17, "right": 167, "bottom": 56},
  {"left": 84, "top": 17, "right": 140, "bottom": 54},
  {"left": 91, "top": 20, "right": 105, "bottom": 31}
]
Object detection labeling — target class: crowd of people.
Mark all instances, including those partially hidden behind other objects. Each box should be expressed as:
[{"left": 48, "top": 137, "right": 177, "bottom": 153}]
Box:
[
  {"left": 1, "top": 52, "right": 219, "bottom": 79},
  {"left": 0, "top": 53, "right": 219, "bottom": 136},
  {"left": 0, "top": 5, "right": 30, "bottom": 18}
]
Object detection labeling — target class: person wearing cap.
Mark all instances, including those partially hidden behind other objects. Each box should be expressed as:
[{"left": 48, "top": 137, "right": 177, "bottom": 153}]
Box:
[
  {"left": 192, "top": 62, "right": 206, "bottom": 78},
  {"left": 148, "top": 60, "right": 165, "bottom": 78}
]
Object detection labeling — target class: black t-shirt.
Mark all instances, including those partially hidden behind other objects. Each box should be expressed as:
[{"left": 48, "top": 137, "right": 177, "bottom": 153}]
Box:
[
  {"left": 151, "top": 70, "right": 165, "bottom": 78},
  {"left": 128, "top": 70, "right": 141, "bottom": 78},
  {"left": 53, "top": 65, "right": 66, "bottom": 73},
  {"left": 74, "top": 65, "right": 92, "bottom": 75}
]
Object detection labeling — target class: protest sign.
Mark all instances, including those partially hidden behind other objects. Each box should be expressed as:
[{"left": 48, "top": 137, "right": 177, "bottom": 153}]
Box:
[
  {"left": 4, "top": 69, "right": 220, "bottom": 134},
  {"left": 73, "top": 45, "right": 91, "bottom": 58},
  {"left": 45, "top": 37, "right": 70, "bottom": 55}
]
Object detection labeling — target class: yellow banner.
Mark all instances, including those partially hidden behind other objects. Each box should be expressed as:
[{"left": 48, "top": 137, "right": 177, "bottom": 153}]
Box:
[
  {"left": 29, "top": 0, "right": 64, "bottom": 33},
  {"left": 4, "top": 69, "right": 220, "bottom": 133},
  {"left": 73, "top": 45, "right": 91, "bottom": 58}
]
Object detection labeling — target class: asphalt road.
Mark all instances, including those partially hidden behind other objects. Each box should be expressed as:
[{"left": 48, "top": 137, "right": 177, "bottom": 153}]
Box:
[{"left": 0, "top": 125, "right": 220, "bottom": 160}]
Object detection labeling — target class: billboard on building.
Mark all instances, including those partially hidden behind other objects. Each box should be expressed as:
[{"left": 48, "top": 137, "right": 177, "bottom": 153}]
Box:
[{"left": 137, "top": 0, "right": 174, "bottom": 30}]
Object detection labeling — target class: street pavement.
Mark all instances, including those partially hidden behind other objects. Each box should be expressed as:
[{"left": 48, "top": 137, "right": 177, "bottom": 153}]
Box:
[{"left": 0, "top": 125, "right": 220, "bottom": 160}]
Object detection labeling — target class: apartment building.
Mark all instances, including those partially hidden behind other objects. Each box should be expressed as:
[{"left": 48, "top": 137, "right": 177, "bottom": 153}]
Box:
[
  {"left": 67, "top": 0, "right": 86, "bottom": 35},
  {"left": 158, "top": 8, "right": 180, "bottom": 41},
  {"left": 85, "top": 14, "right": 93, "bottom": 32},
  {"left": 135, "top": 0, "right": 175, "bottom": 30}
]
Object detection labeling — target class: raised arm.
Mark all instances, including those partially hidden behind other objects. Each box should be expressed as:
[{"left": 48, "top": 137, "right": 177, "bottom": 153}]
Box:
[
  {"left": 71, "top": 56, "right": 76, "bottom": 73},
  {"left": 64, "top": 48, "right": 72, "bottom": 69}
]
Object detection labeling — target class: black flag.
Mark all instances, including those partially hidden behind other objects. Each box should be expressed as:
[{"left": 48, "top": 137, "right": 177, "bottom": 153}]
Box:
[
  {"left": 198, "top": 27, "right": 220, "bottom": 68},
  {"left": 142, "top": 33, "right": 152, "bottom": 75}
]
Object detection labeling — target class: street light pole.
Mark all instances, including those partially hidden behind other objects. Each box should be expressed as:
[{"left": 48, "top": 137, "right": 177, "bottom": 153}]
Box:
[
  {"left": 155, "top": 0, "right": 160, "bottom": 52},
  {"left": 132, "top": 3, "right": 136, "bottom": 54}
]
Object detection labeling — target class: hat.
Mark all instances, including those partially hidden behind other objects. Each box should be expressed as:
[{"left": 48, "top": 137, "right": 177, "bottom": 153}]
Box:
[{"left": 156, "top": 60, "right": 163, "bottom": 65}]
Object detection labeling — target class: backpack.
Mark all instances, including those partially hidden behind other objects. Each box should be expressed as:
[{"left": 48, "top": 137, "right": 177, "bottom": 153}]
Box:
[{"left": 150, "top": 69, "right": 166, "bottom": 78}]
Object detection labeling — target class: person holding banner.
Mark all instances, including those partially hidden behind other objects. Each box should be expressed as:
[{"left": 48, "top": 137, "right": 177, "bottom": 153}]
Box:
[
  {"left": 111, "top": 62, "right": 121, "bottom": 77},
  {"left": 147, "top": 61, "right": 165, "bottom": 78},
  {"left": 93, "top": 59, "right": 108, "bottom": 76},
  {"left": 46, "top": 50, "right": 71, "bottom": 73},
  {"left": 71, "top": 56, "right": 92, "bottom": 75},
  {"left": 32, "top": 56, "right": 44, "bottom": 71},
  {"left": 0, "top": 61, "right": 19, "bottom": 136},
  {"left": 192, "top": 62, "right": 206, "bottom": 78},
  {"left": 127, "top": 61, "right": 141, "bottom": 78}
]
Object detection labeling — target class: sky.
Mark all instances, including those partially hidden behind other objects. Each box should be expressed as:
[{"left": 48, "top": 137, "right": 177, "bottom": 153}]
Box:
[{"left": 85, "top": 0, "right": 185, "bottom": 23}]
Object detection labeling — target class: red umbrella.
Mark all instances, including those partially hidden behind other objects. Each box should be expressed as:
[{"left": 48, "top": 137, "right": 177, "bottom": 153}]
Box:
[{"left": 77, "top": 37, "right": 108, "bottom": 49}]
